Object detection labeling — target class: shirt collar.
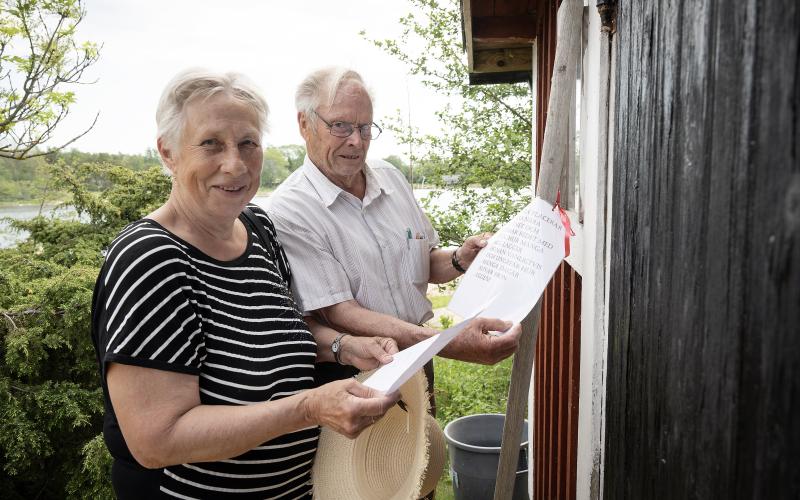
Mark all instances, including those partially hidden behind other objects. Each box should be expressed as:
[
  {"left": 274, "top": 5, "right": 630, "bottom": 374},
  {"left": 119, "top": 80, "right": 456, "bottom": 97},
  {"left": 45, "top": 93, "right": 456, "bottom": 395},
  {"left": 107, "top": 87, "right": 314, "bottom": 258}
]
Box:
[{"left": 301, "top": 155, "right": 393, "bottom": 208}]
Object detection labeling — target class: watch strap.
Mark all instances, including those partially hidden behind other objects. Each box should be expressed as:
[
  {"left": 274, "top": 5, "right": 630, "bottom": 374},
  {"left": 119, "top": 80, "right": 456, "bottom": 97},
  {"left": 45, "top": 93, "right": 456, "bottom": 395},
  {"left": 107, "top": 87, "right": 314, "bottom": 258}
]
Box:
[
  {"left": 332, "top": 333, "right": 348, "bottom": 365},
  {"left": 451, "top": 249, "right": 467, "bottom": 273}
]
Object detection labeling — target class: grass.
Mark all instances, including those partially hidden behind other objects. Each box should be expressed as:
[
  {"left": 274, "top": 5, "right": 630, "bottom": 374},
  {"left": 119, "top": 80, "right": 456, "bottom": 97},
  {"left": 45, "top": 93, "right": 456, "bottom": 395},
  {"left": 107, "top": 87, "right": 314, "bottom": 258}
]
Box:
[
  {"left": 429, "top": 294, "right": 452, "bottom": 310},
  {"left": 424, "top": 291, "right": 513, "bottom": 498},
  {"left": 432, "top": 352, "right": 513, "bottom": 499}
]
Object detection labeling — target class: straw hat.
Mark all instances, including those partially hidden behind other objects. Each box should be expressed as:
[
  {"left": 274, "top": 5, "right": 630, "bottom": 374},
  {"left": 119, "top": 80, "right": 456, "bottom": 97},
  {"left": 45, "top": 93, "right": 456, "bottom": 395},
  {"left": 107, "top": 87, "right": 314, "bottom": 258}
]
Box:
[{"left": 312, "top": 369, "right": 446, "bottom": 499}]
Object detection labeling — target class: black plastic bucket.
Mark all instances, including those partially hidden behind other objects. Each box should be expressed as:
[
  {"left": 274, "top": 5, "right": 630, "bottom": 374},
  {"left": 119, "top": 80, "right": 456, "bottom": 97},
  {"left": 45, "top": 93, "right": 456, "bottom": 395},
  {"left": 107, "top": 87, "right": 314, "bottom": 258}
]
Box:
[{"left": 443, "top": 413, "right": 529, "bottom": 500}]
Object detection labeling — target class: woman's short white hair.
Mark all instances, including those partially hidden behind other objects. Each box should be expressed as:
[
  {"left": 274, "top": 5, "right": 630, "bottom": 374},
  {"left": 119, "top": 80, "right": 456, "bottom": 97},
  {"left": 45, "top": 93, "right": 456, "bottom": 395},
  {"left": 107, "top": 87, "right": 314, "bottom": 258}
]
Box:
[
  {"left": 156, "top": 68, "right": 269, "bottom": 172},
  {"left": 295, "top": 66, "right": 374, "bottom": 123}
]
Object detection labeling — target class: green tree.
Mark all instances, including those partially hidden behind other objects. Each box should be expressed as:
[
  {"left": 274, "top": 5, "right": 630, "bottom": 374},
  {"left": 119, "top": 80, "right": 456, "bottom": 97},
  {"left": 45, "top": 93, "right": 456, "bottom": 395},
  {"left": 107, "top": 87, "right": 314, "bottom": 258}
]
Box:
[
  {"left": 0, "top": 162, "right": 170, "bottom": 498},
  {"left": 278, "top": 144, "right": 305, "bottom": 171},
  {"left": 363, "top": 0, "right": 532, "bottom": 242},
  {"left": 363, "top": 0, "right": 531, "bottom": 189},
  {"left": 383, "top": 154, "right": 411, "bottom": 182},
  {"left": 261, "top": 146, "right": 290, "bottom": 187},
  {"left": 259, "top": 144, "right": 306, "bottom": 188},
  {"left": 0, "top": 150, "right": 163, "bottom": 203},
  {"left": 0, "top": 0, "right": 100, "bottom": 159}
]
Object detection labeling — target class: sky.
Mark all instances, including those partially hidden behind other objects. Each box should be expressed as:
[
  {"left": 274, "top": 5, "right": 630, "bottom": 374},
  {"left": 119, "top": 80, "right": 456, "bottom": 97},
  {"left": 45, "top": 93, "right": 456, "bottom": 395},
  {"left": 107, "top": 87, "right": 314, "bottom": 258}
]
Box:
[{"left": 49, "top": 0, "right": 455, "bottom": 159}]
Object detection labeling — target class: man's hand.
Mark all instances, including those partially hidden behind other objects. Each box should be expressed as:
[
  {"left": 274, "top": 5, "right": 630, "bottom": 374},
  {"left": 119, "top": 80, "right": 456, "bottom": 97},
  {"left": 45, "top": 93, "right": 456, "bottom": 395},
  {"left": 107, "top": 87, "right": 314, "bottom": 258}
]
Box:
[
  {"left": 304, "top": 379, "right": 400, "bottom": 439},
  {"left": 456, "top": 232, "right": 493, "bottom": 270},
  {"left": 339, "top": 335, "right": 399, "bottom": 370},
  {"left": 440, "top": 317, "right": 521, "bottom": 365}
]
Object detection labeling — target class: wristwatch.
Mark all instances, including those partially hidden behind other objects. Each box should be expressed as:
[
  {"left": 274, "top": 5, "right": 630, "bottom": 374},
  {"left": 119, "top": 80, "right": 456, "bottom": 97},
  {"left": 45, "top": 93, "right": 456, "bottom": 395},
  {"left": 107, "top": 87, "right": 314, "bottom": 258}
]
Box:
[
  {"left": 451, "top": 248, "right": 467, "bottom": 273},
  {"left": 331, "top": 333, "right": 349, "bottom": 365}
]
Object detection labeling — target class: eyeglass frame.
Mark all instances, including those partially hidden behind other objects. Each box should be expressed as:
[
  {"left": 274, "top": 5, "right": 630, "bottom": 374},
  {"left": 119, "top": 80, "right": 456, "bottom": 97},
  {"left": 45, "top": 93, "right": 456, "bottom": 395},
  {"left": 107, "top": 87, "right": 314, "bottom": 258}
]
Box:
[{"left": 311, "top": 110, "right": 382, "bottom": 140}]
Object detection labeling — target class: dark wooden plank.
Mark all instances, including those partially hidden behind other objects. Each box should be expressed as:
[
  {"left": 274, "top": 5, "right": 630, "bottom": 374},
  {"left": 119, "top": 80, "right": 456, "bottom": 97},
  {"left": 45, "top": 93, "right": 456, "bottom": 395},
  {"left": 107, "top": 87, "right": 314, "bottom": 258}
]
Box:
[
  {"left": 542, "top": 269, "right": 552, "bottom": 500},
  {"left": 734, "top": 0, "right": 800, "bottom": 496},
  {"left": 555, "top": 264, "right": 566, "bottom": 499},
  {"left": 566, "top": 270, "right": 581, "bottom": 500},
  {"left": 537, "top": 299, "right": 546, "bottom": 499},
  {"left": 494, "top": 0, "right": 531, "bottom": 17},
  {"left": 605, "top": 0, "right": 800, "bottom": 498},
  {"left": 471, "top": 0, "right": 495, "bottom": 18},
  {"left": 472, "top": 15, "right": 537, "bottom": 41}
]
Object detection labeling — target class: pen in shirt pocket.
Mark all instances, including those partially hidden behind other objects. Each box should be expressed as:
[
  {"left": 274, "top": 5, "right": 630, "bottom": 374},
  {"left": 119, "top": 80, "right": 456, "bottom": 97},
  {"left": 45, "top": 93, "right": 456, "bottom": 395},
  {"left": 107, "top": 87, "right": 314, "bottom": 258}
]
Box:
[{"left": 406, "top": 228, "right": 412, "bottom": 249}]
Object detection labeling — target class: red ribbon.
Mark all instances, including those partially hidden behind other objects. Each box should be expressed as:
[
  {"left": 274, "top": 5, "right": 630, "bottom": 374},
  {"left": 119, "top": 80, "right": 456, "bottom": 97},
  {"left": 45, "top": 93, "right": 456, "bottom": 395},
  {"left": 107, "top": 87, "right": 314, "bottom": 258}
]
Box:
[{"left": 552, "top": 191, "right": 575, "bottom": 257}]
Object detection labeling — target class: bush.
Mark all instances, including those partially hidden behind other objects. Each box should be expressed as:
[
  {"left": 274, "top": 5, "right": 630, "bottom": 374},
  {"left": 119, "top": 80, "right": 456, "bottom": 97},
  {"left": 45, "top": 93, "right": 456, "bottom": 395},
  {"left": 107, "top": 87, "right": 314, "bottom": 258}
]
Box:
[
  {"left": 0, "top": 162, "right": 169, "bottom": 498},
  {"left": 433, "top": 356, "right": 513, "bottom": 427}
]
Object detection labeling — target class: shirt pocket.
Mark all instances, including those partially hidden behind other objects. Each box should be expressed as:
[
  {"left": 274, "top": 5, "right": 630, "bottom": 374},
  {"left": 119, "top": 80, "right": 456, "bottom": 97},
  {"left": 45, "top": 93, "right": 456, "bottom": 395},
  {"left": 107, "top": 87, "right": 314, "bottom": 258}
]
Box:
[{"left": 407, "top": 236, "right": 430, "bottom": 286}]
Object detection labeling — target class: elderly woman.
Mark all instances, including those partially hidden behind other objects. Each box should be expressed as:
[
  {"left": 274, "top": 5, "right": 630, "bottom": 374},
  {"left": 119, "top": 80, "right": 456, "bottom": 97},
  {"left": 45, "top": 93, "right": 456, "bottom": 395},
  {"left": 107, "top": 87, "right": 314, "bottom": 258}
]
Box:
[{"left": 90, "top": 69, "right": 400, "bottom": 499}]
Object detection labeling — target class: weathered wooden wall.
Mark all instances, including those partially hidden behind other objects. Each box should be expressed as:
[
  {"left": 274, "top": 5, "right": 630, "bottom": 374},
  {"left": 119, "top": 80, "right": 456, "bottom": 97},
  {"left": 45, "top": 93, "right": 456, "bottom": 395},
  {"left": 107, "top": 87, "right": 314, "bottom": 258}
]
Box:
[{"left": 606, "top": 0, "right": 799, "bottom": 498}]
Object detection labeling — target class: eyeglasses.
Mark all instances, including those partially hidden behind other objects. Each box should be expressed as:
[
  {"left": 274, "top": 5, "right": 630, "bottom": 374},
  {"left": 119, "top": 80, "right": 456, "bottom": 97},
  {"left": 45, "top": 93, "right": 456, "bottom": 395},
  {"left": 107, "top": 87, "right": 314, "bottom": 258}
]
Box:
[{"left": 312, "top": 110, "right": 382, "bottom": 140}]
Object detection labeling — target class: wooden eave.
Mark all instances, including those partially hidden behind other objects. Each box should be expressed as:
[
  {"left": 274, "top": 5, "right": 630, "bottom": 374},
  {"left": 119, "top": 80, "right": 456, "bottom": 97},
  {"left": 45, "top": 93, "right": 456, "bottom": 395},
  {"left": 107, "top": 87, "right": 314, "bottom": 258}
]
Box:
[{"left": 461, "top": 0, "right": 542, "bottom": 84}]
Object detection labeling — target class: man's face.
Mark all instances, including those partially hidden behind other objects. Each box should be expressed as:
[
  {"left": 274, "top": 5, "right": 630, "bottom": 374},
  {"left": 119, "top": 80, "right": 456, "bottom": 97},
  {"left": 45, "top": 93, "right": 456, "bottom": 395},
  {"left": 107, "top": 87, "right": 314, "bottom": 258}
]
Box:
[{"left": 300, "top": 82, "right": 373, "bottom": 187}]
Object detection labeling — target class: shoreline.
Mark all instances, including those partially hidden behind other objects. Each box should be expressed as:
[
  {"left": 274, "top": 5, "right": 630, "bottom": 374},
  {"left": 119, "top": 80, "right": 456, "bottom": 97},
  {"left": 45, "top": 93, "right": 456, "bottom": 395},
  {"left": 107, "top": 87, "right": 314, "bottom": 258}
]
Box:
[{"left": 0, "top": 199, "right": 67, "bottom": 209}]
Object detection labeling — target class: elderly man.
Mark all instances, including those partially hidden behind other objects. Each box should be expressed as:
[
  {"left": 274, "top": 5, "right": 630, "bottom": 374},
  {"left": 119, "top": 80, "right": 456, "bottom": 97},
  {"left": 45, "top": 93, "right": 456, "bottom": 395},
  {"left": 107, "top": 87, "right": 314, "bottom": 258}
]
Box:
[{"left": 266, "top": 67, "right": 520, "bottom": 397}]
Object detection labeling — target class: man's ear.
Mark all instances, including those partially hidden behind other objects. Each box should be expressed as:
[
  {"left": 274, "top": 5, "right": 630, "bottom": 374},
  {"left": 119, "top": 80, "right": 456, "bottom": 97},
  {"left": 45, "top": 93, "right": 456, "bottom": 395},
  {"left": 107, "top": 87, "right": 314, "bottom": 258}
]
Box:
[
  {"left": 157, "top": 137, "right": 177, "bottom": 174},
  {"left": 298, "top": 111, "right": 312, "bottom": 141}
]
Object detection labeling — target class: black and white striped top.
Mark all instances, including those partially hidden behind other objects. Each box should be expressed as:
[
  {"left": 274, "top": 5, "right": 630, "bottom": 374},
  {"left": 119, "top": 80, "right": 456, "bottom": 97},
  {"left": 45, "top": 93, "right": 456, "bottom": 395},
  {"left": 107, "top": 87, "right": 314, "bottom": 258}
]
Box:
[{"left": 91, "top": 205, "right": 319, "bottom": 499}]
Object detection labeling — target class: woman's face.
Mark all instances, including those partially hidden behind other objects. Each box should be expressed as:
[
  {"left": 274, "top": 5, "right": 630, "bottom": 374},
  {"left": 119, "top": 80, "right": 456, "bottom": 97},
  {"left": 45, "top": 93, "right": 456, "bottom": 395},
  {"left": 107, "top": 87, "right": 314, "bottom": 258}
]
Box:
[{"left": 165, "top": 93, "right": 263, "bottom": 223}]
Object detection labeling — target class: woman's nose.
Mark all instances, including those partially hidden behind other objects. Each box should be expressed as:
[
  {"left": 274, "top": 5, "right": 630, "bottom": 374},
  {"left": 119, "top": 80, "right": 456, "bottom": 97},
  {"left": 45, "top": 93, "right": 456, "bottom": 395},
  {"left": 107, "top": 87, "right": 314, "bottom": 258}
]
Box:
[{"left": 221, "top": 146, "right": 248, "bottom": 175}]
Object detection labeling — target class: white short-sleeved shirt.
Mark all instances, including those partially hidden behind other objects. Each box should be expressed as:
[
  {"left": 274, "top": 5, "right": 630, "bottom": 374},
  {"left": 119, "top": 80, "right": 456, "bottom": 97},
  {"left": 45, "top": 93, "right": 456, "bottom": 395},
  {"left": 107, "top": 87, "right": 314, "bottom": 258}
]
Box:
[{"left": 264, "top": 157, "right": 439, "bottom": 325}]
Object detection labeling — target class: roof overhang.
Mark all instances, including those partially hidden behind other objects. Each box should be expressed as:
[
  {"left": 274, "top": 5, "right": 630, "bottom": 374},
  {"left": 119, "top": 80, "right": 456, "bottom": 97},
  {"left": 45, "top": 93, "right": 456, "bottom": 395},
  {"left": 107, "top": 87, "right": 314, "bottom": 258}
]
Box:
[{"left": 461, "top": 0, "right": 541, "bottom": 85}]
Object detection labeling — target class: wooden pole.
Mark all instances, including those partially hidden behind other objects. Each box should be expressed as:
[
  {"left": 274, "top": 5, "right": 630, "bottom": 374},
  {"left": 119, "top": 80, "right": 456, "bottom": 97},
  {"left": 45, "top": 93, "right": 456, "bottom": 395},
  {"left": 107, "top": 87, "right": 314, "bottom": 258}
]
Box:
[{"left": 493, "top": 1, "right": 583, "bottom": 499}]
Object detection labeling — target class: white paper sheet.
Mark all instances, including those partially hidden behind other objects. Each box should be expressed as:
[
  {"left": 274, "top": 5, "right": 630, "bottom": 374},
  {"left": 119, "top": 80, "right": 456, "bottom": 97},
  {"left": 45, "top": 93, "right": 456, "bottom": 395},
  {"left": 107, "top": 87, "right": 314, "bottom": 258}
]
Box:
[
  {"left": 449, "top": 196, "right": 567, "bottom": 323},
  {"left": 363, "top": 196, "right": 569, "bottom": 394},
  {"left": 362, "top": 319, "right": 471, "bottom": 393}
]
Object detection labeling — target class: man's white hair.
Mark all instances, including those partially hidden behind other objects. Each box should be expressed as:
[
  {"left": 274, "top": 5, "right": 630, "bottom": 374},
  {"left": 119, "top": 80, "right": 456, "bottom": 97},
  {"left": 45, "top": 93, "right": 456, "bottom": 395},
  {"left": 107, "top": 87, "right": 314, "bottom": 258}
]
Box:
[
  {"left": 295, "top": 66, "right": 374, "bottom": 124},
  {"left": 156, "top": 68, "right": 269, "bottom": 174}
]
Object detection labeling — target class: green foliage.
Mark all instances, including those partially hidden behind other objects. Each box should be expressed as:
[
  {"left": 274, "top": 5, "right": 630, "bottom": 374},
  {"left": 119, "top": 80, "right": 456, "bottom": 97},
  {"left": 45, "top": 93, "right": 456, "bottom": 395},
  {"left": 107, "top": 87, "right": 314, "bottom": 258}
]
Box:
[
  {"left": 383, "top": 154, "right": 411, "bottom": 182},
  {"left": 363, "top": 0, "right": 532, "bottom": 190},
  {"left": 0, "top": 154, "right": 52, "bottom": 201},
  {"left": 0, "top": 0, "right": 100, "bottom": 159},
  {"left": 428, "top": 294, "right": 451, "bottom": 310},
  {"left": 260, "top": 144, "right": 305, "bottom": 188},
  {"left": 278, "top": 144, "right": 305, "bottom": 171},
  {"left": 439, "top": 314, "right": 453, "bottom": 329},
  {"left": 364, "top": 0, "right": 532, "bottom": 247},
  {"left": 421, "top": 187, "right": 531, "bottom": 247},
  {"left": 0, "top": 149, "right": 163, "bottom": 204},
  {"left": 0, "top": 161, "right": 169, "bottom": 498},
  {"left": 433, "top": 355, "right": 513, "bottom": 429}
]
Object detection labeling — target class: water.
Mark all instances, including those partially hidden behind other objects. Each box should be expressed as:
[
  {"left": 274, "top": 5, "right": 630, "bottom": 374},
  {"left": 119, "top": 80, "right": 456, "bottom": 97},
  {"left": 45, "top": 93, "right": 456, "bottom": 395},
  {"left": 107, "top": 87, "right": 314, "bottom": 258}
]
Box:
[{"left": 0, "top": 204, "right": 77, "bottom": 248}]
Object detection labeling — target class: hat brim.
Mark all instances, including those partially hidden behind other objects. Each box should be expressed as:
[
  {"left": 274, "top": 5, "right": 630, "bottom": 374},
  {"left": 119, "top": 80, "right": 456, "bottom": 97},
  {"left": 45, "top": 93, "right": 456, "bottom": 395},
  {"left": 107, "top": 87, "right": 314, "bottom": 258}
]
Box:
[{"left": 312, "top": 369, "right": 444, "bottom": 499}]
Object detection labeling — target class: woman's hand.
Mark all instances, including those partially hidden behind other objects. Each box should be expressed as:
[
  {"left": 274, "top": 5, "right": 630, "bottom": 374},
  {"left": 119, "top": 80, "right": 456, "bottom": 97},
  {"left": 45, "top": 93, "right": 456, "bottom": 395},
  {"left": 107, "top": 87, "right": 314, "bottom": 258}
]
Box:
[
  {"left": 339, "top": 335, "right": 399, "bottom": 371},
  {"left": 304, "top": 379, "right": 400, "bottom": 438}
]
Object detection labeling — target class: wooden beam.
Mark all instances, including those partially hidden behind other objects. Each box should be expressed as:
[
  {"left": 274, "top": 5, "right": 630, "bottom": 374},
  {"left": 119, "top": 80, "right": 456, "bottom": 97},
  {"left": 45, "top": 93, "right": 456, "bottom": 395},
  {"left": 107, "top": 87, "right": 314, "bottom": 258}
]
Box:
[
  {"left": 493, "top": 1, "right": 584, "bottom": 499},
  {"left": 535, "top": 1, "right": 583, "bottom": 200},
  {"left": 468, "top": 70, "right": 531, "bottom": 85},
  {"left": 473, "top": 47, "right": 533, "bottom": 73},
  {"left": 462, "top": 0, "right": 476, "bottom": 72}
]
